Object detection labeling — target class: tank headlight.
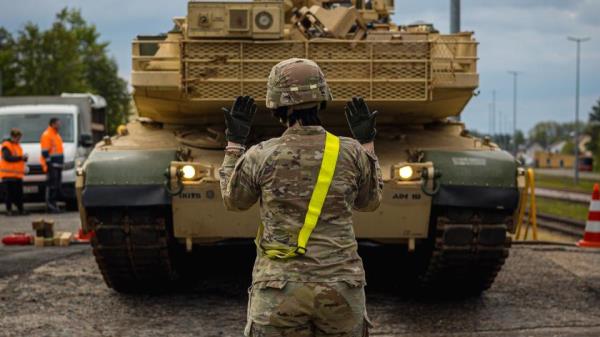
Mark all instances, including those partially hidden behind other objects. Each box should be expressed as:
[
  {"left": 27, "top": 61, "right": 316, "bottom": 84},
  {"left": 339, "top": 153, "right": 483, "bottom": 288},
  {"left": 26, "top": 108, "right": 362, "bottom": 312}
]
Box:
[
  {"left": 398, "top": 166, "right": 414, "bottom": 180},
  {"left": 181, "top": 165, "right": 197, "bottom": 180}
]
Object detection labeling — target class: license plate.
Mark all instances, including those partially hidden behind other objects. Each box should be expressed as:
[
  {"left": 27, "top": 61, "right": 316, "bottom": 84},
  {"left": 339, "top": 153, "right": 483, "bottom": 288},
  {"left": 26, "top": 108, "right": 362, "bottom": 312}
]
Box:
[{"left": 23, "top": 185, "right": 39, "bottom": 194}]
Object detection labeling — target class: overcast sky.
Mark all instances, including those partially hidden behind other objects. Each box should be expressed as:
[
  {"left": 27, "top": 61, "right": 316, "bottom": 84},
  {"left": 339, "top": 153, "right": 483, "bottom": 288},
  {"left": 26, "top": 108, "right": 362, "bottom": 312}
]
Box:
[{"left": 1, "top": 0, "right": 599, "bottom": 134}]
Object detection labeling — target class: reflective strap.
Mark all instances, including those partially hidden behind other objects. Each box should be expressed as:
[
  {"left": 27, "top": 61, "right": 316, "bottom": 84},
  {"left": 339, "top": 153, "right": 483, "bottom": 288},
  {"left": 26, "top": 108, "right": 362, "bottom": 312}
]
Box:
[
  {"left": 297, "top": 132, "right": 340, "bottom": 251},
  {"left": 0, "top": 168, "right": 24, "bottom": 174},
  {"left": 257, "top": 132, "right": 340, "bottom": 259}
]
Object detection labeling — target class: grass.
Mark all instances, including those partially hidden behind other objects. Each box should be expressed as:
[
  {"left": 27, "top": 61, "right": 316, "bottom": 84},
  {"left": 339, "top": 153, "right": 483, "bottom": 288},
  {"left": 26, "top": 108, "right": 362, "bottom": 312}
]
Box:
[
  {"left": 534, "top": 174, "right": 597, "bottom": 194},
  {"left": 534, "top": 197, "right": 588, "bottom": 222}
]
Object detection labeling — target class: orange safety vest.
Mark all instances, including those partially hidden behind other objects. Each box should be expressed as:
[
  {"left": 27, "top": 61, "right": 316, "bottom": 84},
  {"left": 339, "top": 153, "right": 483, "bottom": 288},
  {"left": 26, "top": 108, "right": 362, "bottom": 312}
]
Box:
[
  {"left": 0, "top": 141, "right": 25, "bottom": 179},
  {"left": 40, "top": 126, "right": 64, "bottom": 172}
]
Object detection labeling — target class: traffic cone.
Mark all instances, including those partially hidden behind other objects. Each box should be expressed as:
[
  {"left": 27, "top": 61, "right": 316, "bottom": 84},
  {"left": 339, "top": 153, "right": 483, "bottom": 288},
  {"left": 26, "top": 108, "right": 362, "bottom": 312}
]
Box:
[{"left": 578, "top": 183, "right": 600, "bottom": 248}]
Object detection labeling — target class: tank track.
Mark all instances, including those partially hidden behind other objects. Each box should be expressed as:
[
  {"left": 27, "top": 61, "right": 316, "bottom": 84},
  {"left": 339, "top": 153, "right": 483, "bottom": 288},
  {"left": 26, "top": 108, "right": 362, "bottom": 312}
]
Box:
[
  {"left": 87, "top": 207, "right": 177, "bottom": 293},
  {"left": 419, "top": 210, "right": 512, "bottom": 295}
]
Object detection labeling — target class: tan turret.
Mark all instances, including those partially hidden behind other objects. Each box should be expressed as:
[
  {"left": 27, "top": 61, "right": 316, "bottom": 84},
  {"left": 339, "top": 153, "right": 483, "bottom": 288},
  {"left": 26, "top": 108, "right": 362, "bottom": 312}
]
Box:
[{"left": 132, "top": 0, "right": 478, "bottom": 125}]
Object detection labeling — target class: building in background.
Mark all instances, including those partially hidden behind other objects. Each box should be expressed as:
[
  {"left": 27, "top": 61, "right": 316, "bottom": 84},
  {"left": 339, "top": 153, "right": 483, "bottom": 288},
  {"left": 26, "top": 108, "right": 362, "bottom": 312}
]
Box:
[{"left": 533, "top": 135, "right": 593, "bottom": 171}]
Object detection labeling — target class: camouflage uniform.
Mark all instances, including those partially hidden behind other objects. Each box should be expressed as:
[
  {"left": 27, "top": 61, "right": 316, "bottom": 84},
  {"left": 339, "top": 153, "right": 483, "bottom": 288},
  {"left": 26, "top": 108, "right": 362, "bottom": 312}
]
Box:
[{"left": 219, "top": 58, "right": 383, "bottom": 337}]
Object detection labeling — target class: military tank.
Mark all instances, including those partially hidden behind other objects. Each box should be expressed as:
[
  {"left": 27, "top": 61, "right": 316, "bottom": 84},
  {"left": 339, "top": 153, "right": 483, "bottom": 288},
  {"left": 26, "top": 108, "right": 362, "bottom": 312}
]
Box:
[{"left": 77, "top": 0, "right": 523, "bottom": 294}]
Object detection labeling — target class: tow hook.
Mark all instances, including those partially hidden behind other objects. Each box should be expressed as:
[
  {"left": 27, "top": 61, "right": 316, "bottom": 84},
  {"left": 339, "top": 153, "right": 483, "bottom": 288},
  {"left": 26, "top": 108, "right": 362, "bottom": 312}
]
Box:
[
  {"left": 421, "top": 168, "right": 442, "bottom": 197},
  {"left": 164, "top": 168, "right": 184, "bottom": 196}
]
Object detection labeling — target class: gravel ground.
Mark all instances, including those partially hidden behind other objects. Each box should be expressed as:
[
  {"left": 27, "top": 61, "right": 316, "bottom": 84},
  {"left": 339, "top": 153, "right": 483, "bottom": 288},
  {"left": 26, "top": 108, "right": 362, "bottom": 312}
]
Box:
[{"left": 1, "top": 210, "right": 600, "bottom": 336}]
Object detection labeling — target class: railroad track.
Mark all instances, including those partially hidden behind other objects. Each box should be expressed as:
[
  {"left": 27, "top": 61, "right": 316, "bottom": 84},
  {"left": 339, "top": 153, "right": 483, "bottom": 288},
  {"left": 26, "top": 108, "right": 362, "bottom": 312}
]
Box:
[
  {"left": 535, "top": 188, "right": 589, "bottom": 204},
  {"left": 530, "top": 212, "right": 585, "bottom": 238}
]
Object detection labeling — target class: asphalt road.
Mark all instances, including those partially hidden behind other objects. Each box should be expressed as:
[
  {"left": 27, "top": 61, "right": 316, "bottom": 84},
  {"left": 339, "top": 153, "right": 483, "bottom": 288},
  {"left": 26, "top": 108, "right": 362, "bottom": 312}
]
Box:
[
  {"left": 1, "top": 210, "right": 600, "bottom": 336},
  {"left": 0, "top": 204, "right": 87, "bottom": 278}
]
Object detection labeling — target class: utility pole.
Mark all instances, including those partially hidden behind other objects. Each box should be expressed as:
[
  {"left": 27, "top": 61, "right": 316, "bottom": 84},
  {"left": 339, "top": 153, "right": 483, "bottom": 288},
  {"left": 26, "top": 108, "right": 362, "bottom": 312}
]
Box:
[
  {"left": 568, "top": 36, "right": 590, "bottom": 185},
  {"left": 492, "top": 89, "right": 496, "bottom": 135},
  {"left": 488, "top": 103, "right": 493, "bottom": 135},
  {"left": 498, "top": 110, "right": 503, "bottom": 135},
  {"left": 507, "top": 71, "right": 521, "bottom": 156}
]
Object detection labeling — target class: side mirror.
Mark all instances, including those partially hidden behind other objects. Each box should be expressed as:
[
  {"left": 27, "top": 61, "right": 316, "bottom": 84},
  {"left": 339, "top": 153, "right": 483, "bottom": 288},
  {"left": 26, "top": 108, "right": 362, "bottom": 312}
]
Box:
[{"left": 79, "top": 134, "right": 94, "bottom": 148}]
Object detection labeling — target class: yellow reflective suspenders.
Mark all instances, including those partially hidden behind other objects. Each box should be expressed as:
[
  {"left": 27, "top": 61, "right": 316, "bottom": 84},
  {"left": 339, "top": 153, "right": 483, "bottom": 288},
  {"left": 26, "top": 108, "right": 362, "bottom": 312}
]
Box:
[{"left": 255, "top": 132, "right": 340, "bottom": 259}]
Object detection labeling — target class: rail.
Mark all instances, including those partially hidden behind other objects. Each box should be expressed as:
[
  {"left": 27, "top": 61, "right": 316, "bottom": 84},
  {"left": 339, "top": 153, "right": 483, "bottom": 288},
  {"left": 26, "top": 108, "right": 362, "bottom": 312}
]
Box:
[{"left": 535, "top": 212, "right": 585, "bottom": 238}]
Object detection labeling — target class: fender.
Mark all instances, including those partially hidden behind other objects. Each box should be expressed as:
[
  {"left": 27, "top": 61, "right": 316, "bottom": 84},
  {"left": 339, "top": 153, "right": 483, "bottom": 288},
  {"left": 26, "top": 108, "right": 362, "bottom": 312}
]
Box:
[
  {"left": 423, "top": 150, "right": 520, "bottom": 211},
  {"left": 81, "top": 149, "right": 176, "bottom": 207}
]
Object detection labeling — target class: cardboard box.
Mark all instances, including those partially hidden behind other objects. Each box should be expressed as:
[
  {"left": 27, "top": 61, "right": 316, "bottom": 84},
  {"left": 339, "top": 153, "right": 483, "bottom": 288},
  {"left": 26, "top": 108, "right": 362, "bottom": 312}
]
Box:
[{"left": 53, "top": 232, "right": 73, "bottom": 247}]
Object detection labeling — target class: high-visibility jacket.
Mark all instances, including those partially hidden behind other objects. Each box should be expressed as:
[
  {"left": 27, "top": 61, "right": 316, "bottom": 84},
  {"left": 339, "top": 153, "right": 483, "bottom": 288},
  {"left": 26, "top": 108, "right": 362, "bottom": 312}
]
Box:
[
  {"left": 40, "top": 126, "right": 64, "bottom": 172},
  {"left": 0, "top": 141, "right": 25, "bottom": 179}
]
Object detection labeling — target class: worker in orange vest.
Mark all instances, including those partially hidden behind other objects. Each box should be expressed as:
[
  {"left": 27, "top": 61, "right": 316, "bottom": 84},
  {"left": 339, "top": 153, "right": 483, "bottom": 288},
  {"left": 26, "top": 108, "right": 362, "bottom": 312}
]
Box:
[
  {"left": 40, "top": 118, "right": 64, "bottom": 213},
  {"left": 1, "top": 128, "right": 28, "bottom": 215}
]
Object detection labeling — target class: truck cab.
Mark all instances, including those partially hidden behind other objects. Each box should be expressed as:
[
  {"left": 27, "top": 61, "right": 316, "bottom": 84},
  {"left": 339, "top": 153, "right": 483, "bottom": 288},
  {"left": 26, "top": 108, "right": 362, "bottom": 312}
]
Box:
[{"left": 0, "top": 94, "right": 106, "bottom": 209}]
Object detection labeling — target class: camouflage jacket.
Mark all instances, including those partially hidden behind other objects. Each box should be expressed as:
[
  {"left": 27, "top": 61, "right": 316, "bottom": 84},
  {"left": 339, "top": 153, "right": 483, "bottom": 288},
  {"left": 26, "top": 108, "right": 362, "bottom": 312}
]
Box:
[{"left": 219, "top": 125, "right": 383, "bottom": 284}]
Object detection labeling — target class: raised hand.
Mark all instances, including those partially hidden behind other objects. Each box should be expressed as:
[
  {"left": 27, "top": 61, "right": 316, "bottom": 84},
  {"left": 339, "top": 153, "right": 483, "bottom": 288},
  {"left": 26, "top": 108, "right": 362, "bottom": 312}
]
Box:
[
  {"left": 345, "top": 97, "right": 377, "bottom": 144},
  {"left": 222, "top": 96, "right": 257, "bottom": 145}
]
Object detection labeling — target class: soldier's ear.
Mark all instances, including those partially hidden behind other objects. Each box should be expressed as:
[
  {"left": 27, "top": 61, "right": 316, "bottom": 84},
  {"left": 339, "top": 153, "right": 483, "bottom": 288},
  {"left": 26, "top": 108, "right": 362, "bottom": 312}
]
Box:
[{"left": 271, "top": 107, "right": 287, "bottom": 126}]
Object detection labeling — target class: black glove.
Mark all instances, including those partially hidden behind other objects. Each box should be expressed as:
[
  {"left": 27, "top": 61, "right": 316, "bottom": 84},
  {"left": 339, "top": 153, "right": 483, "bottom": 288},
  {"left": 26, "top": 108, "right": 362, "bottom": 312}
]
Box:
[
  {"left": 222, "top": 96, "right": 257, "bottom": 144},
  {"left": 345, "top": 96, "right": 377, "bottom": 144}
]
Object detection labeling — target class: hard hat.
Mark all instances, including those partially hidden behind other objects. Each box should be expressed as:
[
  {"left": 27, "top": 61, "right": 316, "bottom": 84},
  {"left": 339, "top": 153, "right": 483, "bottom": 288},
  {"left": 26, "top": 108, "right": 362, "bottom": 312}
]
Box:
[{"left": 266, "top": 58, "right": 333, "bottom": 109}]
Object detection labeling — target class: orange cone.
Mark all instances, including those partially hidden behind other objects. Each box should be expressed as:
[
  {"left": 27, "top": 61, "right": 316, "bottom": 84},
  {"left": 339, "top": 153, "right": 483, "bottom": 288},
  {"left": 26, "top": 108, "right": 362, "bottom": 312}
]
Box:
[{"left": 578, "top": 183, "right": 600, "bottom": 248}]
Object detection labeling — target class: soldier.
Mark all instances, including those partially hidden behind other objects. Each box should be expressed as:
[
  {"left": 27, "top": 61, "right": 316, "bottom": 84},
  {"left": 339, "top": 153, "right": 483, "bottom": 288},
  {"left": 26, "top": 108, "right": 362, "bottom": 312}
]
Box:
[{"left": 219, "top": 58, "right": 383, "bottom": 336}]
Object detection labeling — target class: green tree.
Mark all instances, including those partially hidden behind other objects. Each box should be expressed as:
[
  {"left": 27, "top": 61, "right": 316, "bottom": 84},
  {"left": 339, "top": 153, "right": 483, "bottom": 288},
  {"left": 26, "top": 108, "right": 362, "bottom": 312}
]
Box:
[
  {"left": 514, "top": 129, "right": 525, "bottom": 149},
  {"left": 0, "top": 8, "right": 129, "bottom": 133},
  {"left": 590, "top": 97, "right": 600, "bottom": 122},
  {"left": 0, "top": 28, "right": 17, "bottom": 96},
  {"left": 528, "top": 121, "right": 582, "bottom": 149},
  {"left": 561, "top": 140, "right": 575, "bottom": 155}
]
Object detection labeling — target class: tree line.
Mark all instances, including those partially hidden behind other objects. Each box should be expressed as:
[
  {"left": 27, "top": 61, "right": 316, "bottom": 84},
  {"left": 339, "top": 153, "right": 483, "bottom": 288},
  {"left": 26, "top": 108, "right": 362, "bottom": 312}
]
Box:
[
  {"left": 0, "top": 8, "right": 129, "bottom": 134},
  {"left": 471, "top": 98, "right": 600, "bottom": 168}
]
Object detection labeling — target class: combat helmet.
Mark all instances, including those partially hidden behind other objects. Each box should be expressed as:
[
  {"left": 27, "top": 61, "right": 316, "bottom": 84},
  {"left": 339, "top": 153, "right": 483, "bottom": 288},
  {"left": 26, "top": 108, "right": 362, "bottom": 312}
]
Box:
[{"left": 266, "top": 58, "right": 333, "bottom": 109}]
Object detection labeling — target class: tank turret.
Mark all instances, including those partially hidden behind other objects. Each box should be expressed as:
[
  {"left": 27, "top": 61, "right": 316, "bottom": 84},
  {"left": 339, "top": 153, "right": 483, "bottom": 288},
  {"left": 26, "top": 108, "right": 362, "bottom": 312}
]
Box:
[{"left": 132, "top": 0, "right": 478, "bottom": 125}]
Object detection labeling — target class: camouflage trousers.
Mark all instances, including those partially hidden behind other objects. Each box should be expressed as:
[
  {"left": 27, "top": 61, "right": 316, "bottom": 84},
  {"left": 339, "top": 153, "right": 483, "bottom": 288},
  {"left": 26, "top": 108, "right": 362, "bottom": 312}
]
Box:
[{"left": 244, "top": 281, "right": 371, "bottom": 337}]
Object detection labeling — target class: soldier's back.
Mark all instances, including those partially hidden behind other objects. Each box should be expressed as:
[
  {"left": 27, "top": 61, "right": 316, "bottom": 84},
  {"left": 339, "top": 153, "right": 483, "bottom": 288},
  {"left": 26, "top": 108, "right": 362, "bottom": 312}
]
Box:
[{"left": 248, "top": 125, "right": 367, "bottom": 284}]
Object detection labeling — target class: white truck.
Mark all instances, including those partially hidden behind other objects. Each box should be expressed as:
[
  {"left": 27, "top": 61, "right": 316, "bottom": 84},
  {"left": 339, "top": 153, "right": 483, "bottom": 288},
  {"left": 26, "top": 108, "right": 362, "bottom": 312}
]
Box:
[{"left": 0, "top": 94, "right": 107, "bottom": 209}]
